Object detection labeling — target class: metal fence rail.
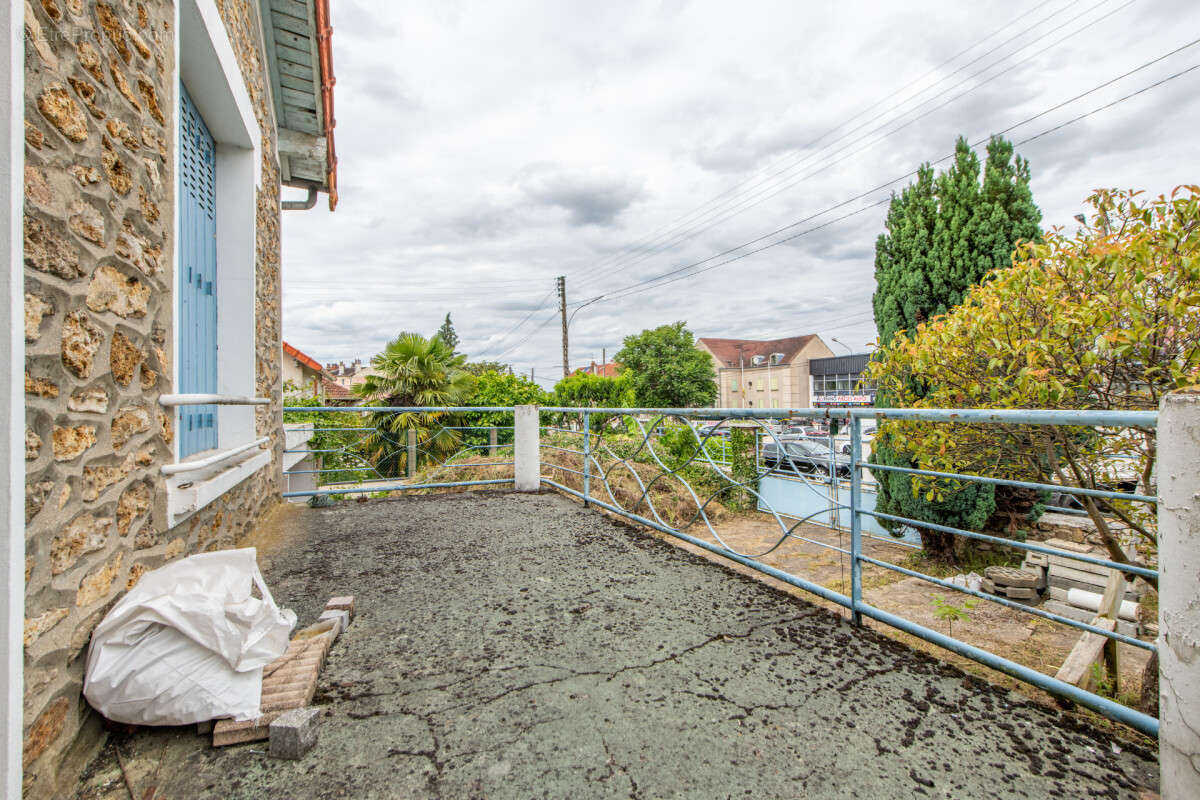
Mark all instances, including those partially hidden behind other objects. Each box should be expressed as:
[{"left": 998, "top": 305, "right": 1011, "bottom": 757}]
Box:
[
  {"left": 282, "top": 405, "right": 518, "bottom": 497},
  {"left": 280, "top": 403, "right": 1160, "bottom": 736}
]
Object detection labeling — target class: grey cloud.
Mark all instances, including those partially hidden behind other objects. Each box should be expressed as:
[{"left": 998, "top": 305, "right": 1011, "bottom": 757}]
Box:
[
  {"left": 520, "top": 166, "right": 644, "bottom": 227},
  {"left": 278, "top": 0, "right": 1200, "bottom": 370}
]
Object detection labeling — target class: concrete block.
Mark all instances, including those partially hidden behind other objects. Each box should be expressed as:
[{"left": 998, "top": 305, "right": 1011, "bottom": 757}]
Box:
[
  {"left": 318, "top": 609, "right": 349, "bottom": 637},
  {"left": 984, "top": 566, "right": 1040, "bottom": 589},
  {"left": 1023, "top": 551, "right": 1049, "bottom": 568},
  {"left": 326, "top": 595, "right": 356, "bottom": 620},
  {"left": 1043, "top": 599, "right": 1138, "bottom": 637},
  {"left": 197, "top": 719, "right": 213, "bottom": 735},
  {"left": 269, "top": 707, "right": 321, "bottom": 760},
  {"left": 998, "top": 586, "right": 1039, "bottom": 600},
  {"left": 1047, "top": 574, "right": 1137, "bottom": 601}
]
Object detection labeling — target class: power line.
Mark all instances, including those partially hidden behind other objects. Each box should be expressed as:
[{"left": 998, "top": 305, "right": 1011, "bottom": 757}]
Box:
[
  {"left": 564, "top": 0, "right": 1079, "bottom": 289},
  {"left": 569, "top": 0, "right": 1130, "bottom": 293},
  {"left": 565, "top": 40, "right": 1200, "bottom": 309},
  {"left": 487, "top": 60, "right": 1188, "bottom": 368},
  {"left": 471, "top": 288, "right": 557, "bottom": 358}
]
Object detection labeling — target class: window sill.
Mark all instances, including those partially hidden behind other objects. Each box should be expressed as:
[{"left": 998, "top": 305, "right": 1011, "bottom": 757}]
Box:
[{"left": 166, "top": 447, "right": 271, "bottom": 528}]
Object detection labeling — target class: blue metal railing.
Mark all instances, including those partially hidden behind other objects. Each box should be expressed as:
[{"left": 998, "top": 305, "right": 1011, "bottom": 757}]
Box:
[{"left": 280, "top": 404, "right": 1159, "bottom": 736}]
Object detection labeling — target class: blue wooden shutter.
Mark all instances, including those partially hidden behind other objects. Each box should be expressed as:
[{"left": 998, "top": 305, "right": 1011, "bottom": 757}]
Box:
[{"left": 178, "top": 83, "right": 218, "bottom": 456}]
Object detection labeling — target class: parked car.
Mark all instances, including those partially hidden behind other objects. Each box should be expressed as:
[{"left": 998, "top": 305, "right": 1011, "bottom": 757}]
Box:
[
  {"left": 696, "top": 424, "right": 731, "bottom": 439},
  {"left": 761, "top": 438, "right": 851, "bottom": 478}
]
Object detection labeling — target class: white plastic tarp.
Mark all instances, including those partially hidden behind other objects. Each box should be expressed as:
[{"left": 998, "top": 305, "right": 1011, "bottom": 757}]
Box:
[{"left": 83, "top": 548, "right": 296, "bottom": 726}]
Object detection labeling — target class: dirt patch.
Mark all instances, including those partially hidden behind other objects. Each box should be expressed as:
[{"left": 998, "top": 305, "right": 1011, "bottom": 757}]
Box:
[{"left": 74, "top": 492, "right": 1157, "bottom": 799}]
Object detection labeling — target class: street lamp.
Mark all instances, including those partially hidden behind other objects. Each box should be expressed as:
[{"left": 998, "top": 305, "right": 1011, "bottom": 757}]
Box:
[
  {"left": 562, "top": 295, "right": 605, "bottom": 378},
  {"left": 831, "top": 337, "right": 853, "bottom": 355}
]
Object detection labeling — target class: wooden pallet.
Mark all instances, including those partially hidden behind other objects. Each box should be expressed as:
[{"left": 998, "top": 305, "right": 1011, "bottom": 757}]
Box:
[{"left": 212, "top": 627, "right": 334, "bottom": 746}]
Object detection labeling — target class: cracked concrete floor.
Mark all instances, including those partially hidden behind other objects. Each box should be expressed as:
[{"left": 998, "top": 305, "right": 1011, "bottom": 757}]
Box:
[{"left": 75, "top": 492, "right": 1157, "bottom": 799}]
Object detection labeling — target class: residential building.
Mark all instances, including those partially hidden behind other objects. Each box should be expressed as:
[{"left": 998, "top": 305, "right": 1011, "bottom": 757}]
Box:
[
  {"left": 809, "top": 353, "right": 877, "bottom": 407},
  {"left": 574, "top": 360, "right": 621, "bottom": 377},
  {"left": 15, "top": 2, "right": 338, "bottom": 795},
  {"left": 324, "top": 358, "right": 380, "bottom": 389},
  {"left": 320, "top": 377, "right": 356, "bottom": 403},
  {"left": 696, "top": 335, "right": 835, "bottom": 409},
  {"left": 283, "top": 341, "right": 325, "bottom": 396}
]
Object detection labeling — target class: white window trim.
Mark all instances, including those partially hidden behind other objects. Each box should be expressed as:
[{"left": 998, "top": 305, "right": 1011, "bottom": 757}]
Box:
[
  {"left": 167, "top": 0, "right": 270, "bottom": 527},
  {"left": 1, "top": 2, "right": 23, "bottom": 792}
]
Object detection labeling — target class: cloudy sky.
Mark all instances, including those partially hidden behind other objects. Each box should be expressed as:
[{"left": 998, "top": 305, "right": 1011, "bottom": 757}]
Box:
[{"left": 280, "top": 0, "right": 1200, "bottom": 387}]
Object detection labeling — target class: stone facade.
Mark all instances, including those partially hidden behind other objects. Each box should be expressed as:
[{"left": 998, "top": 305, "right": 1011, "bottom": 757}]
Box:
[{"left": 22, "top": 2, "right": 283, "bottom": 796}]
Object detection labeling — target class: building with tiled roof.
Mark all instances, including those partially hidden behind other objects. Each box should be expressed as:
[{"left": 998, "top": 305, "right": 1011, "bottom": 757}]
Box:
[
  {"left": 573, "top": 360, "right": 622, "bottom": 378},
  {"left": 696, "top": 334, "right": 834, "bottom": 409}
]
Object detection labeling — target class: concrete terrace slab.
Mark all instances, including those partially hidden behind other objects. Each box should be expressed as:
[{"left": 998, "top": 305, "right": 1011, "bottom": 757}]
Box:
[{"left": 75, "top": 492, "right": 1157, "bottom": 799}]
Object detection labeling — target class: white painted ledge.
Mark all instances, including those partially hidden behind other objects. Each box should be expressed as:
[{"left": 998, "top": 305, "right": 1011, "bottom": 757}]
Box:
[{"left": 165, "top": 447, "right": 272, "bottom": 528}]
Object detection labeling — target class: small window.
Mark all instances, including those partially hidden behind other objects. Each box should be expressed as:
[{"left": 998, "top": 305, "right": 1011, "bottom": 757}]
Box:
[
  {"left": 770, "top": 378, "right": 779, "bottom": 391},
  {"left": 730, "top": 379, "right": 738, "bottom": 392}
]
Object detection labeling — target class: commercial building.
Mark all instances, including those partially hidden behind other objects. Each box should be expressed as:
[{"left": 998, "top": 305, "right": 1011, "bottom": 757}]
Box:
[{"left": 809, "top": 353, "right": 876, "bottom": 407}]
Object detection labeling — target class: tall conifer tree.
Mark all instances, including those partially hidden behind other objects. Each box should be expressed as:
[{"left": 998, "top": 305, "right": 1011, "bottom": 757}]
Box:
[{"left": 871, "top": 136, "right": 1041, "bottom": 559}]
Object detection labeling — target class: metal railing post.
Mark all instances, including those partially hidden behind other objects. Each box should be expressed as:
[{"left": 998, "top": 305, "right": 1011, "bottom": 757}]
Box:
[
  {"left": 406, "top": 428, "right": 416, "bottom": 479},
  {"left": 849, "top": 415, "right": 863, "bottom": 626},
  {"left": 513, "top": 405, "right": 540, "bottom": 491},
  {"left": 489, "top": 426, "right": 498, "bottom": 457},
  {"left": 1158, "top": 388, "right": 1200, "bottom": 799},
  {"left": 582, "top": 411, "right": 591, "bottom": 507}
]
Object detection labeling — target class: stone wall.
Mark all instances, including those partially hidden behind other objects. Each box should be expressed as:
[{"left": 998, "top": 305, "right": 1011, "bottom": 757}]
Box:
[{"left": 22, "top": 1, "right": 283, "bottom": 796}]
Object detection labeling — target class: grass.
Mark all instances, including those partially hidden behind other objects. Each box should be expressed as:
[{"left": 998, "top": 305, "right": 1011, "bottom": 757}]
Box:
[{"left": 899, "top": 547, "right": 1024, "bottom": 579}]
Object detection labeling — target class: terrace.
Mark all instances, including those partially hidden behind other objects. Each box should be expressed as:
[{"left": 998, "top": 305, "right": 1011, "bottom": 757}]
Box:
[{"left": 76, "top": 403, "right": 1197, "bottom": 798}]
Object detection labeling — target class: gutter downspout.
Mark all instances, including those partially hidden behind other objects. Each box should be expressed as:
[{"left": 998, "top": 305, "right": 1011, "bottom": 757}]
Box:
[{"left": 281, "top": 186, "right": 318, "bottom": 211}]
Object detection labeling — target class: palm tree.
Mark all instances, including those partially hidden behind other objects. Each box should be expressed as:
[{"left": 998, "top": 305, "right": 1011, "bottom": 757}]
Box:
[{"left": 355, "top": 332, "right": 475, "bottom": 477}]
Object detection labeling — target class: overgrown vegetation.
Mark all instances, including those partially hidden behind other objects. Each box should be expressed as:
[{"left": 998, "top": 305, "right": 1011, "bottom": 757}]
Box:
[
  {"left": 871, "top": 135, "right": 1043, "bottom": 561},
  {"left": 869, "top": 187, "right": 1200, "bottom": 581}
]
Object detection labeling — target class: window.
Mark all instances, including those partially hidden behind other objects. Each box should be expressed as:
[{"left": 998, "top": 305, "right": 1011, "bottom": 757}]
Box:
[
  {"left": 178, "top": 84, "right": 218, "bottom": 456},
  {"left": 166, "top": 0, "right": 269, "bottom": 525},
  {"left": 729, "top": 378, "right": 738, "bottom": 392},
  {"left": 770, "top": 378, "right": 779, "bottom": 391}
]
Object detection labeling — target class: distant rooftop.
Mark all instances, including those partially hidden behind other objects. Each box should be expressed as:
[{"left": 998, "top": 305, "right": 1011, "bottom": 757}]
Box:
[{"left": 698, "top": 334, "right": 819, "bottom": 367}]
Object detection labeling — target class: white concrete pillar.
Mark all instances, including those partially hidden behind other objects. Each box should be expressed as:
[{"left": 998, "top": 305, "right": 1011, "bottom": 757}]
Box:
[
  {"left": 1158, "top": 388, "right": 1200, "bottom": 799},
  {"left": 2, "top": 2, "right": 24, "bottom": 793},
  {"left": 513, "top": 405, "right": 541, "bottom": 491}
]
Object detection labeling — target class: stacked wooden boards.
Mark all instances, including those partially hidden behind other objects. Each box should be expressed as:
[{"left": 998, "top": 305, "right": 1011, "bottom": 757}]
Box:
[{"left": 212, "top": 623, "right": 336, "bottom": 746}]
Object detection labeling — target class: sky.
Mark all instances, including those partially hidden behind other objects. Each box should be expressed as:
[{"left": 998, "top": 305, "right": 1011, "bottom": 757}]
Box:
[{"left": 279, "top": 0, "right": 1200, "bottom": 388}]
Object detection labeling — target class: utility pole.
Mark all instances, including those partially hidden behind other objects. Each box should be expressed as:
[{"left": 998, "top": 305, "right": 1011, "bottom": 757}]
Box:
[
  {"left": 530, "top": 366, "right": 534, "bottom": 382},
  {"left": 601, "top": 347, "right": 606, "bottom": 369},
  {"left": 557, "top": 275, "right": 568, "bottom": 379}
]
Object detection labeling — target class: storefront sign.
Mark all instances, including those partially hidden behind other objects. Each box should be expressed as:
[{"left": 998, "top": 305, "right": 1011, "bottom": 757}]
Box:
[{"left": 813, "top": 393, "right": 874, "bottom": 406}]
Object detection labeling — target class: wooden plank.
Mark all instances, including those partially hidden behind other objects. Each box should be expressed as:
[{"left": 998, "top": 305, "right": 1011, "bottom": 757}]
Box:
[
  {"left": 1097, "top": 569, "right": 1125, "bottom": 694},
  {"left": 273, "top": 28, "right": 313, "bottom": 54},
  {"left": 278, "top": 59, "right": 314, "bottom": 82},
  {"left": 269, "top": 0, "right": 310, "bottom": 23},
  {"left": 212, "top": 711, "right": 284, "bottom": 746},
  {"left": 269, "top": 8, "right": 311, "bottom": 36},
  {"left": 275, "top": 42, "right": 313, "bottom": 68},
  {"left": 213, "top": 632, "right": 332, "bottom": 746},
  {"left": 1044, "top": 538, "right": 1094, "bottom": 553},
  {"left": 284, "top": 109, "right": 320, "bottom": 136},
  {"left": 1054, "top": 616, "right": 1117, "bottom": 688},
  {"left": 278, "top": 72, "right": 314, "bottom": 94},
  {"left": 1048, "top": 563, "right": 1114, "bottom": 587},
  {"left": 281, "top": 86, "right": 317, "bottom": 112},
  {"left": 1046, "top": 554, "right": 1112, "bottom": 577}
]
